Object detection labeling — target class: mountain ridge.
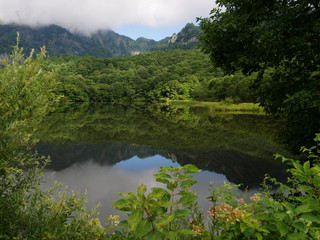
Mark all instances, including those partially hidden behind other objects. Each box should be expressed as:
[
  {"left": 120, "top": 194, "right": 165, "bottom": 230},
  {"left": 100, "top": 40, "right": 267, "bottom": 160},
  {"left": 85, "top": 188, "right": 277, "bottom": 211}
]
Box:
[{"left": 0, "top": 23, "right": 202, "bottom": 58}]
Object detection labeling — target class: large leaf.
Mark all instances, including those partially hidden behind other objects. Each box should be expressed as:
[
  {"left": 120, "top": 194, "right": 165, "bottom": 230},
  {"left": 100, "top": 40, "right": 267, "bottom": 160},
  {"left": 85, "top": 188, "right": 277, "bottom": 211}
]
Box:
[
  {"left": 148, "top": 187, "right": 169, "bottom": 200},
  {"left": 137, "top": 184, "right": 147, "bottom": 198},
  {"left": 178, "top": 229, "right": 197, "bottom": 235},
  {"left": 146, "top": 231, "right": 163, "bottom": 240},
  {"left": 183, "top": 164, "right": 201, "bottom": 173},
  {"left": 155, "top": 215, "right": 174, "bottom": 227},
  {"left": 136, "top": 218, "right": 152, "bottom": 237},
  {"left": 181, "top": 179, "right": 198, "bottom": 188},
  {"left": 174, "top": 209, "right": 190, "bottom": 219},
  {"left": 179, "top": 195, "right": 198, "bottom": 204},
  {"left": 299, "top": 213, "right": 320, "bottom": 224},
  {"left": 119, "top": 192, "right": 138, "bottom": 201},
  {"left": 154, "top": 173, "right": 172, "bottom": 179},
  {"left": 277, "top": 221, "right": 289, "bottom": 237},
  {"left": 128, "top": 210, "right": 143, "bottom": 231},
  {"left": 111, "top": 198, "right": 133, "bottom": 211},
  {"left": 287, "top": 232, "right": 305, "bottom": 240},
  {"left": 295, "top": 204, "right": 312, "bottom": 215}
]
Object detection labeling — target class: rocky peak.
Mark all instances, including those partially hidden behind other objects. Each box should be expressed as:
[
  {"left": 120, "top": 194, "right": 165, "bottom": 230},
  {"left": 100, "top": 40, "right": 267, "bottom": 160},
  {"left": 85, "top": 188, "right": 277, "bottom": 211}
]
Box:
[{"left": 168, "top": 33, "right": 178, "bottom": 44}]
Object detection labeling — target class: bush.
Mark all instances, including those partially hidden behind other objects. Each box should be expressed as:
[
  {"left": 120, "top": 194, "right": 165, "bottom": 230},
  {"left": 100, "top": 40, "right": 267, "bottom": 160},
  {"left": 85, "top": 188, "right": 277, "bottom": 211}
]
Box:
[
  {"left": 0, "top": 35, "right": 108, "bottom": 239},
  {"left": 108, "top": 134, "right": 320, "bottom": 239}
]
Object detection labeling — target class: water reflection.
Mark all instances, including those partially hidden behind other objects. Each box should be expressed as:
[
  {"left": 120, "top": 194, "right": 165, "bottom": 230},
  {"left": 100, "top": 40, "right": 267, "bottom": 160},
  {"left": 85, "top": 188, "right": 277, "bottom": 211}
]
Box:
[
  {"left": 42, "top": 155, "right": 230, "bottom": 225},
  {"left": 37, "top": 103, "right": 289, "bottom": 224},
  {"left": 39, "top": 141, "right": 287, "bottom": 189}
]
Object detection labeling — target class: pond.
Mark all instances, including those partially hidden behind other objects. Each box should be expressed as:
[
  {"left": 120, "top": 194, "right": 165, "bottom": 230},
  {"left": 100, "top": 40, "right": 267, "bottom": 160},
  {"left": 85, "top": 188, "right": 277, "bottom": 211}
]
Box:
[{"left": 36, "top": 103, "right": 289, "bottom": 224}]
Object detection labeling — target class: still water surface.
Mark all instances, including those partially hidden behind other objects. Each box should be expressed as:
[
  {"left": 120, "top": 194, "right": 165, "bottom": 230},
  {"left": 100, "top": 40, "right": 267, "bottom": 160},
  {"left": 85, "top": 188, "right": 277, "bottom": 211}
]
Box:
[{"left": 36, "top": 103, "right": 289, "bottom": 224}]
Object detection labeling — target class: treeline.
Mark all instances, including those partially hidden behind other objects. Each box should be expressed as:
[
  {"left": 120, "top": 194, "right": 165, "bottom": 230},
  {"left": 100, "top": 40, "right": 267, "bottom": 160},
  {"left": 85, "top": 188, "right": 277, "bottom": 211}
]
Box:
[{"left": 41, "top": 49, "right": 257, "bottom": 103}]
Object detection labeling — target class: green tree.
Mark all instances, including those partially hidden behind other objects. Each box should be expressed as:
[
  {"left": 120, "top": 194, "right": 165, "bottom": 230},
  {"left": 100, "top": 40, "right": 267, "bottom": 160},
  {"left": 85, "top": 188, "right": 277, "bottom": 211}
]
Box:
[
  {"left": 198, "top": 0, "right": 320, "bottom": 152},
  {"left": 0, "top": 36, "right": 108, "bottom": 239}
]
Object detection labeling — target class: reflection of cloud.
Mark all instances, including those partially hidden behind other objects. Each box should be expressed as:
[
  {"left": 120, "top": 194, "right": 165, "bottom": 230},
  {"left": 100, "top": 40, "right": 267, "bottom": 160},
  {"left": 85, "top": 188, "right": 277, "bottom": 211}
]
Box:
[
  {"left": 41, "top": 160, "right": 244, "bottom": 225},
  {"left": 42, "top": 160, "right": 165, "bottom": 224}
]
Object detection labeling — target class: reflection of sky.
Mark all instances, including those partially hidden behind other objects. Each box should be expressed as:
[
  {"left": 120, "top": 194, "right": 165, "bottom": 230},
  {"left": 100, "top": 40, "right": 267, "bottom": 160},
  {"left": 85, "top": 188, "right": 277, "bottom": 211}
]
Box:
[
  {"left": 113, "top": 155, "right": 180, "bottom": 171},
  {"left": 42, "top": 155, "right": 241, "bottom": 226}
]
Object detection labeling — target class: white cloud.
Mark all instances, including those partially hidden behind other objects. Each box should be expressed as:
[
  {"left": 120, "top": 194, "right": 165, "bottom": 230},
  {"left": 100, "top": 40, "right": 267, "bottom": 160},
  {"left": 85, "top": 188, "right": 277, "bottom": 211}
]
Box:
[{"left": 0, "top": 0, "right": 215, "bottom": 34}]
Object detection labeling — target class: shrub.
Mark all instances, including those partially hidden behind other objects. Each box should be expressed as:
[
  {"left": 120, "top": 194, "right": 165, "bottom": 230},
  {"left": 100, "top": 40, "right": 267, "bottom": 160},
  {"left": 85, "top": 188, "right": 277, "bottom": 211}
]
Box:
[{"left": 109, "top": 134, "right": 320, "bottom": 239}]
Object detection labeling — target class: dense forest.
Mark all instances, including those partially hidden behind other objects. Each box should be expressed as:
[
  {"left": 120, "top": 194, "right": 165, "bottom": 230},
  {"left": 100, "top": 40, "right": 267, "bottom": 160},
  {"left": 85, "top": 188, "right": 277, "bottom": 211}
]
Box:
[{"left": 41, "top": 49, "right": 257, "bottom": 103}]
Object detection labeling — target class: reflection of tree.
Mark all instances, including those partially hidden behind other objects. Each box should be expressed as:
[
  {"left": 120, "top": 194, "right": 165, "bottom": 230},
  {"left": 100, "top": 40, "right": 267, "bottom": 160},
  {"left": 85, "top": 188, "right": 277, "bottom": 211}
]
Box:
[
  {"left": 38, "top": 142, "right": 160, "bottom": 171},
  {"left": 36, "top": 103, "right": 289, "bottom": 188},
  {"left": 37, "top": 141, "right": 287, "bottom": 189},
  {"left": 170, "top": 149, "right": 287, "bottom": 189}
]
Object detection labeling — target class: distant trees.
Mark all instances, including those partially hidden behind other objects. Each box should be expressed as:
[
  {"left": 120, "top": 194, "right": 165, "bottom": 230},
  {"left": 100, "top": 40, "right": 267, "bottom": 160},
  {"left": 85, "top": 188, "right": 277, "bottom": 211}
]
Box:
[
  {"left": 198, "top": 0, "right": 320, "bottom": 151},
  {"left": 43, "top": 49, "right": 256, "bottom": 103}
]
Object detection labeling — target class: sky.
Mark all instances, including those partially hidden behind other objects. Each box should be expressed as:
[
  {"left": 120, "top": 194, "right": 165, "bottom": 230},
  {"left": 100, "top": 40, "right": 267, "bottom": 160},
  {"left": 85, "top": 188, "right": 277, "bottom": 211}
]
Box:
[{"left": 0, "top": 0, "right": 216, "bottom": 41}]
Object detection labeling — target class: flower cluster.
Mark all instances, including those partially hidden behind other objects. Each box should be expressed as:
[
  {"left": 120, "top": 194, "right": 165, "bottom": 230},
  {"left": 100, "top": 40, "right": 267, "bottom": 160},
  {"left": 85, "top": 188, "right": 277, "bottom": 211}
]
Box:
[
  {"left": 250, "top": 193, "right": 261, "bottom": 202},
  {"left": 208, "top": 203, "right": 246, "bottom": 224},
  {"left": 108, "top": 215, "right": 120, "bottom": 226},
  {"left": 188, "top": 218, "right": 205, "bottom": 236}
]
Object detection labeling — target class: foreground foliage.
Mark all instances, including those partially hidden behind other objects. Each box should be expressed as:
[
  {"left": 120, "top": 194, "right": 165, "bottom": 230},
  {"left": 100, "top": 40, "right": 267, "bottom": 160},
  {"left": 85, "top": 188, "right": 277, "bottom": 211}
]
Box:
[
  {"left": 0, "top": 37, "right": 107, "bottom": 239},
  {"left": 109, "top": 134, "right": 320, "bottom": 239}
]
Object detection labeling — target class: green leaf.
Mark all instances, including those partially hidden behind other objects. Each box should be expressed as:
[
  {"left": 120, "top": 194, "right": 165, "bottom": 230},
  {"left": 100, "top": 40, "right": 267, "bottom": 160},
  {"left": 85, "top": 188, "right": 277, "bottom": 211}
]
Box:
[
  {"left": 111, "top": 198, "right": 133, "bottom": 211},
  {"left": 118, "top": 220, "right": 129, "bottom": 232},
  {"left": 180, "top": 180, "right": 198, "bottom": 188},
  {"left": 178, "top": 229, "right": 197, "bottom": 235},
  {"left": 128, "top": 210, "right": 143, "bottom": 231},
  {"left": 137, "top": 184, "right": 147, "bottom": 198},
  {"left": 136, "top": 218, "right": 152, "bottom": 237},
  {"left": 255, "top": 232, "right": 263, "bottom": 240},
  {"left": 307, "top": 199, "right": 320, "bottom": 211},
  {"left": 155, "top": 178, "right": 170, "bottom": 185},
  {"left": 295, "top": 204, "right": 312, "bottom": 215},
  {"left": 303, "top": 161, "right": 310, "bottom": 173},
  {"left": 179, "top": 195, "right": 198, "bottom": 204},
  {"left": 155, "top": 215, "right": 174, "bottom": 227},
  {"left": 277, "top": 221, "right": 289, "bottom": 236},
  {"left": 148, "top": 187, "right": 169, "bottom": 200},
  {"left": 119, "top": 192, "right": 138, "bottom": 200},
  {"left": 146, "top": 231, "right": 163, "bottom": 240},
  {"left": 174, "top": 209, "right": 190, "bottom": 219},
  {"left": 165, "top": 231, "right": 178, "bottom": 239},
  {"left": 299, "top": 213, "right": 320, "bottom": 224},
  {"left": 154, "top": 173, "right": 172, "bottom": 179},
  {"left": 182, "top": 164, "right": 201, "bottom": 173},
  {"left": 287, "top": 232, "right": 305, "bottom": 240},
  {"left": 162, "top": 201, "right": 175, "bottom": 208},
  {"left": 293, "top": 162, "right": 303, "bottom": 172},
  {"left": 159, "top": 166, "right": 174, "bottom": 173},
  {"left": 292, "top": 220, "right": 306, "bottom": 232},
  {"left": 240, "top": 223, "right": 246, "bottom": 233},
  {"left": 283, "top": 202, "right": 295, "bottom": 217}
]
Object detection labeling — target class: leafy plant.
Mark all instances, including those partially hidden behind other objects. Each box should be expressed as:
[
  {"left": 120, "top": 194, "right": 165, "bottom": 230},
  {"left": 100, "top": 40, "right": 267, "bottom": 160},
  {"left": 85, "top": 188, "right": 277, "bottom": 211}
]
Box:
[
  {"left": 108, "top": 134, "right": 320, "bottom": 239},
  {"left": 111, "top": 164, "right": 202, "bottom": 239},
  {"left": 0, "top": 36, "right": 109, "bottom": 239}
]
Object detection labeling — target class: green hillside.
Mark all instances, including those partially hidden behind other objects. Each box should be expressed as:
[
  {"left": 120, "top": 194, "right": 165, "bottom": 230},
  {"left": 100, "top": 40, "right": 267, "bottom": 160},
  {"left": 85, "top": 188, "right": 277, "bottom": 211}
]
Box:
[{"left": 0, "top": 23, "right": 201, "bottom": 58}]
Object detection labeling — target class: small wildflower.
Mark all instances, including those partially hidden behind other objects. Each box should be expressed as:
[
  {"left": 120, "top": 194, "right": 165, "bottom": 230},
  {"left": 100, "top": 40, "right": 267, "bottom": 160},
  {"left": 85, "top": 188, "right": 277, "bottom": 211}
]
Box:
[
  {"left": 90, "top": 218, "right": 101, "bottom": 227},
  {"left": 109, "top": 215, "right": 120, "bottom": 226},
  {"left": 238, "top": 198, "right": 246, "bottom": 205},
  {"left": 250, "top": 193, "right": 261, "bottom": 202},
  {"left": 188, "top": 218, "right": 205, "bottom": 236}
]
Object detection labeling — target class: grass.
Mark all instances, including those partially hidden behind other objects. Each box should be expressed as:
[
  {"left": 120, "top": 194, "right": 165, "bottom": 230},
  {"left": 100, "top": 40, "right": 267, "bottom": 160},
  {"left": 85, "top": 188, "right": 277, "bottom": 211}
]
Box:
[{"left": 166, "top": 100, "right": 264, "bottom": 113}]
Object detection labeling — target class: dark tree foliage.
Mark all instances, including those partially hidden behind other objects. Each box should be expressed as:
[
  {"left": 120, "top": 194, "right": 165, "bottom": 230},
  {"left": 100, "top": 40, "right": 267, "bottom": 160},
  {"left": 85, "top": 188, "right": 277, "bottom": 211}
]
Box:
[{"left": 198, "top": 0, "right": 320, "bottom": 152}]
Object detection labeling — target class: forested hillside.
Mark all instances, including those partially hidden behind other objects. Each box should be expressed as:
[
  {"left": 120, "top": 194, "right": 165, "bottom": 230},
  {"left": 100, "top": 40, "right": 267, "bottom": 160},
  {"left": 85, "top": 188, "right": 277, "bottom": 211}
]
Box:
[
  {"left": 0, "top": 23, "right": 201, "bottom": 58},
  {"left": 42, "top": 49, "right": 256, "bottom": 103}
]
